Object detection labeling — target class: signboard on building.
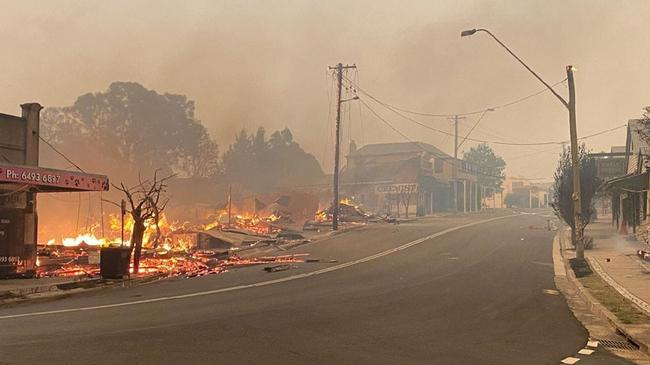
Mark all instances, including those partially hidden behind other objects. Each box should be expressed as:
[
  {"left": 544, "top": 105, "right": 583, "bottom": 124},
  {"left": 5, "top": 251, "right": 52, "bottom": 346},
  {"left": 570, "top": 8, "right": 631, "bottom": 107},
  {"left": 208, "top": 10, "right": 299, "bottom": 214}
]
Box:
[
  {"left": 375, "top": 183, "right": 418, "bottom": 194},
  {"left": 596, "top": 158, "right": 626, "bottom": 181},
  {"left": 0, "top": 163, "right": 109, "bottom": 192}
]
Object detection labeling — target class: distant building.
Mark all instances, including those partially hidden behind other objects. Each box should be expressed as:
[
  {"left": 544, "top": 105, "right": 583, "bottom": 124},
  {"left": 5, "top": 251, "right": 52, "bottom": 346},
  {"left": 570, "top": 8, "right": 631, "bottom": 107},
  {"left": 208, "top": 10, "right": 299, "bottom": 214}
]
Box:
[
  {"left": 601, "top": 120, "right": 650, "bottom": 234},
  {"left": 340, "top": 141, "right": 483, "bottom": 216},
  {"left": 502, "top": 176, "right": 550, "bottom": 208}
]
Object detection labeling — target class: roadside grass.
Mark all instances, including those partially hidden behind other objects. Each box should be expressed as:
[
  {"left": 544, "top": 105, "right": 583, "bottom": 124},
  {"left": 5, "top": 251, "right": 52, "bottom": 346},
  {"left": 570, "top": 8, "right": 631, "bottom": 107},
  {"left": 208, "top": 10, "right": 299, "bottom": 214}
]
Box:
[{"left": 579, "top": 273, "right": 650, "bottom": 325}]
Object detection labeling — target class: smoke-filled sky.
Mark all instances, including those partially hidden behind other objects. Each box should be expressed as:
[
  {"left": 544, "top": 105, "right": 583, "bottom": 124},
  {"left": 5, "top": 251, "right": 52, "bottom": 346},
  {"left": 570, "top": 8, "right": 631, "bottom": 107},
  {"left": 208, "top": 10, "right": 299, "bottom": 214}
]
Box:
[{"left": 1, "top": 0, "right": 648, "bottom": 180}]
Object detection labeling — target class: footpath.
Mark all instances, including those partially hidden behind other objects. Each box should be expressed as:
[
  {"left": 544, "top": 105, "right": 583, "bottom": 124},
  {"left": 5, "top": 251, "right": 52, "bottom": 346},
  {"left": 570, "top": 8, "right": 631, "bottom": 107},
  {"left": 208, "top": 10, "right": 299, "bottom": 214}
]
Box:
[{"left": 557, "top": 217, "right": 650, "bottom": 355}]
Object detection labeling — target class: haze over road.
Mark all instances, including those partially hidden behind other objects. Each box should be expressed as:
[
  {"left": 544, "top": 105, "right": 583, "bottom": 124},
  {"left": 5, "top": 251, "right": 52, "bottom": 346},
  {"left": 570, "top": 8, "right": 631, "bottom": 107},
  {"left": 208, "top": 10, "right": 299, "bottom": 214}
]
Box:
[{"left": 0, "top": 211, "right": 633, "bottom": 364}]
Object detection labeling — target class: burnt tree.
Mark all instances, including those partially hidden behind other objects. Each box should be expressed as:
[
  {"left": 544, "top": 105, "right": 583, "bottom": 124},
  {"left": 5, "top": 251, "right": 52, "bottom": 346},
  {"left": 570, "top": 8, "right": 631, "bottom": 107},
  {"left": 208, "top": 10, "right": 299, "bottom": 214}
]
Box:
[{"left": 114, "top": 171, "right": 172, "bottom": 274}]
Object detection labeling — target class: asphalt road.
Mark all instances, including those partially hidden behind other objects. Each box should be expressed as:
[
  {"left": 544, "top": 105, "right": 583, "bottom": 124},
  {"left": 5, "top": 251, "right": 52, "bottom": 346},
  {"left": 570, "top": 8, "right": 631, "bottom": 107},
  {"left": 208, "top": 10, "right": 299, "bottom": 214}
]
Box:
[{"left": 0, "top": 211, "right": 636, "bottom": 364}]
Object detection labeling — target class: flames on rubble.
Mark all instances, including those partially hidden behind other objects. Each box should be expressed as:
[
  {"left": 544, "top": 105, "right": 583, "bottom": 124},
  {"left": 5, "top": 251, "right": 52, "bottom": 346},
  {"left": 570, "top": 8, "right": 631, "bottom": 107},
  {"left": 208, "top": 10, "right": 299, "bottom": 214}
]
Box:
[
  {"left": 38, "top": 210, "right": 291, "bottom": 278},
  {"left": 315, "top": 198, "right": 368, "bottom": 223}
]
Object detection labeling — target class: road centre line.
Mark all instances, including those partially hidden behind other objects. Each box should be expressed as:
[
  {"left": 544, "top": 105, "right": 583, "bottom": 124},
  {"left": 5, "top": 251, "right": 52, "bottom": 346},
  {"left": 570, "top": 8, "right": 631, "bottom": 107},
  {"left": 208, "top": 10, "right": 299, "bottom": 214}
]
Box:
[{"left": 0, "top": 213, "right": 521, "bottom": 320}]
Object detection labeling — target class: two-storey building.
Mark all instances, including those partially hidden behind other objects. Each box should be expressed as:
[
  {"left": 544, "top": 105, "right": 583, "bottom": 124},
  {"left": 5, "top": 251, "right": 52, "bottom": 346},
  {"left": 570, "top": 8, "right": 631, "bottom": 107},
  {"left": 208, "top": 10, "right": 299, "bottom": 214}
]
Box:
[{"left": 340, "top": 141, "right": 482, "bottom": 216}]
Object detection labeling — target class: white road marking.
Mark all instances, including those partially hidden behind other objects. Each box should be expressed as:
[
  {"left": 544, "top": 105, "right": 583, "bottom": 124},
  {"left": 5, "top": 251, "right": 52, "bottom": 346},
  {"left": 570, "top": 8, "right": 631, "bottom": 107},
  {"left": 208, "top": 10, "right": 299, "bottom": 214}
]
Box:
[
  {"left": 543, "top": 289, "right": 560, "bottom": 295},
  {"left": 0, "top": 214, "right": 521, "bottom": 320},
  {"left": 587, "top": 340, "right": 599, "bottom": 348},
  {"left": 561, "top": 357, "right": 580, "bottom": 364},
  {"left": 578, "top": 348, "right": 594, "bottom": 355}
]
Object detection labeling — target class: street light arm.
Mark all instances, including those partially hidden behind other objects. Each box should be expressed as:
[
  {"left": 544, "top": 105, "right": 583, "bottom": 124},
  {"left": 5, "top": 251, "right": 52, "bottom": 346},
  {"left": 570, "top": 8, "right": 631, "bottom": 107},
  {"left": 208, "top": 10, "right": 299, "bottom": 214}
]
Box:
[{"left": 474, "top": 29, "right": 569, "bottom": 109}]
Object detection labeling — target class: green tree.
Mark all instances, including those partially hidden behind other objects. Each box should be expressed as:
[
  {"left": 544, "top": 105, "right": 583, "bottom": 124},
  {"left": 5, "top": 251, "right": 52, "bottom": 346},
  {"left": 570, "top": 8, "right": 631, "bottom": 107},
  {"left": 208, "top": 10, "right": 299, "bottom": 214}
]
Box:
[
  {"left": 551, "top": 144, "right": 601, "bottom": 245},
  {"left": 221, "top": 127, "right": 323, "bottom": 192},
  {"left": 463, "top": 143, "right": 506, "bottom": 190}
]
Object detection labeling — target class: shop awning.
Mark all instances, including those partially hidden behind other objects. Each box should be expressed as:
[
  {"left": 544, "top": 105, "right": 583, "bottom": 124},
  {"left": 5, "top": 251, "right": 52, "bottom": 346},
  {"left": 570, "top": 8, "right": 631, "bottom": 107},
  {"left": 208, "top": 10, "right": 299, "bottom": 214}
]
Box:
[
  {"left": 0, "top": 162, "right": 109, "bottom": 193},
  {"left": 601, "top": 171, "right": 648, "bottom": 193}
]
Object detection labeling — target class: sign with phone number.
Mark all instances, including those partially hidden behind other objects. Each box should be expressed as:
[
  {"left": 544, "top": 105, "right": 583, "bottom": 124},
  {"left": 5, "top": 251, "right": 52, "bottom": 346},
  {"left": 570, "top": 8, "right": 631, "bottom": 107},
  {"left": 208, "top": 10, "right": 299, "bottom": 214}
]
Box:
[
  {"left": 0, "top": 164, "right": 109, "bottom": 192},
  {"left": 0, "top": 256, "right": 22, "bottom": 264}
]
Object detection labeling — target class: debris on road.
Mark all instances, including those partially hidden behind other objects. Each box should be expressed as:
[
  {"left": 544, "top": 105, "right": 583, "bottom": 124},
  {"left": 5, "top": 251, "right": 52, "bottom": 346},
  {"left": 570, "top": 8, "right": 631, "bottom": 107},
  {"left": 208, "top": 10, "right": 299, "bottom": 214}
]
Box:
[
  {"left": 264, "top": 264, "right": 292, "bottom": 272},
  {"left": 305, "top": 258, "right": 338, "bottom": 263}
]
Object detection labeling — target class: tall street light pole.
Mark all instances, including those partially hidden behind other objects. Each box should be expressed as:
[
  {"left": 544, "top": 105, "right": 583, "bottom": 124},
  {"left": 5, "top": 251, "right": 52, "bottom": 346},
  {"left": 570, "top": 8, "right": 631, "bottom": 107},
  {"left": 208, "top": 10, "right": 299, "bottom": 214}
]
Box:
[{"left": 461, "top": 28, "right": 584, "bottom": 259}]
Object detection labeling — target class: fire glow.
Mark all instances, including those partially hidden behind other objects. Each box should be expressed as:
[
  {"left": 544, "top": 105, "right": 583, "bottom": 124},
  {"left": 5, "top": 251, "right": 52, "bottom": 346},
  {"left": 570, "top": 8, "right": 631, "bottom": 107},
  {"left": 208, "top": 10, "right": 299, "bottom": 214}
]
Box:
[{"left": 38, "top": 210, "right": 296, "bottom": 278}]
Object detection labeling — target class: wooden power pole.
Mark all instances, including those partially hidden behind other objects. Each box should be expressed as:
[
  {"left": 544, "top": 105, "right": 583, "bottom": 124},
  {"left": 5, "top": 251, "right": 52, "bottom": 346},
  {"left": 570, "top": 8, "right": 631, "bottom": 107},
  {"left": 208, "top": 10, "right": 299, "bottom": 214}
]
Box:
[
  {"left": 328, "top": 63, "right": 356, "bottom": 230},
  {"left": 567, "top": 65, "right": 584, "bottom": 259},
  {"left": 450, "top": 115, "right": 465, "bottom": 212}
]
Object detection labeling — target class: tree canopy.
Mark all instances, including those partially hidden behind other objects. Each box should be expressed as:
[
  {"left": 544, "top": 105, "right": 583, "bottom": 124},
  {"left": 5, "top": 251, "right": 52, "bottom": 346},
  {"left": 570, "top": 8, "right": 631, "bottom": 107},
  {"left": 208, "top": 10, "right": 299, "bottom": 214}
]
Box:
[
  {"left": 462, "top": 143, "right": 506, "bottom": 190},
  {"left": 551, "top": 144, "right": 600, "bottom": 235},
  {"left": 221, "top": 127, "right": 324, "bottom": 192},
  {"left": 41, "top": 82, "right": 219, "bottom": 179},
  {"left": 40, "top": 81, "right": 324, "bottom": 194}
]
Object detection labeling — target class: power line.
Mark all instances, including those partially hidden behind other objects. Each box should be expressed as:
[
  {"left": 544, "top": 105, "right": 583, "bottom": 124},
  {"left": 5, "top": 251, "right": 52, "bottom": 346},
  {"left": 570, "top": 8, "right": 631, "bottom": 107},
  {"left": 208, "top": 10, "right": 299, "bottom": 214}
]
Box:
[
  {"left": 39, "top": 135, "right": 86, "bottom": 173},
  {"left": 359, "top": 95, "right": 555, "bottom": 146},
  {"left": 347, "top": 76, "right": 567, "bottom": 118},
  {"left": 358, "top": 96, "right": 628, "bottom": 180},
  {"left": 359, "top": 98, "right": 504, "bottom": 180},
  {"left": 358, "top": 94, "right": 626, "bottom": 146},
  {"left": 458, "top": 109, "right": 489, "bottom": 150}
]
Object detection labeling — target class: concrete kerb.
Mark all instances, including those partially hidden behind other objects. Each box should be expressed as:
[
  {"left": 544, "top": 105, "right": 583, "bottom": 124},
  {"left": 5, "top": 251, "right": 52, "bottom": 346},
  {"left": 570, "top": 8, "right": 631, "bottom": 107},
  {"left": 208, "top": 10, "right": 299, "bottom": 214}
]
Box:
[
  {"left": 553, "top": 228, "right": 650, "bottom": 354},
  {"left": 0, "top": 273, "right": 165, "bottom": 305}
]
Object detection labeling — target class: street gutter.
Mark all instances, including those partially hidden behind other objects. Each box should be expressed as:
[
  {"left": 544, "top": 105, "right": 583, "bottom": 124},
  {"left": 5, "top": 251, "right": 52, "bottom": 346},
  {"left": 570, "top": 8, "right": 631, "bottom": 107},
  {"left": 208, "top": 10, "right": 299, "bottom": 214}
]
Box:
[{"left": 554, "top": 228, "right": 650, "bottom": 354}]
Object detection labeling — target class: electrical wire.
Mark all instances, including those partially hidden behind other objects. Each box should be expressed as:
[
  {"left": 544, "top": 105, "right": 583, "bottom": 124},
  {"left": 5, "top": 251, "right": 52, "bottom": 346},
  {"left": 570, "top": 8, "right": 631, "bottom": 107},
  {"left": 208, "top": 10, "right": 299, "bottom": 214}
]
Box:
[
  {"left": 39, "top": 135, "right": 86, "bottom": 173},
  {"left": 355, "top": 70, "right": 366, "bottom": 146},
  {"left": 458, "top": 109, "right": 489, "bottom": 150},
  {"left": 359, "top": 98, "right": 504, "bottom": 180},
  {"left": 347, "top": 76, "right": 567, "bottom": 118},
  {"left": 359, "top": 94, "right": 627, "bottom": 146}
]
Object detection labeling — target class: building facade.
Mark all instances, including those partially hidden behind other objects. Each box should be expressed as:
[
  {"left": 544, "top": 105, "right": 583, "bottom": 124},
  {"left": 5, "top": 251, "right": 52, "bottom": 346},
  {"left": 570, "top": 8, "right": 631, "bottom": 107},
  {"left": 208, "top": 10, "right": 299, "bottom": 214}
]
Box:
[
  {"left": 600, "top": 120, "right": 650, "bottom": 236},
  {"left": 340, "top": 141, "right": 483, "bottom": 216}
]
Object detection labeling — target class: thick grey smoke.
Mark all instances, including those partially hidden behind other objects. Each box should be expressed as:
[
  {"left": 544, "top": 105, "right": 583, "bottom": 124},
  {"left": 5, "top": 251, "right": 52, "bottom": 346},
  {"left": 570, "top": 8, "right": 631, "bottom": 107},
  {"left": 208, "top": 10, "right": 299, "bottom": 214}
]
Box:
[{"left": 0, "top": 0, "right": 647, "bottom": 180}]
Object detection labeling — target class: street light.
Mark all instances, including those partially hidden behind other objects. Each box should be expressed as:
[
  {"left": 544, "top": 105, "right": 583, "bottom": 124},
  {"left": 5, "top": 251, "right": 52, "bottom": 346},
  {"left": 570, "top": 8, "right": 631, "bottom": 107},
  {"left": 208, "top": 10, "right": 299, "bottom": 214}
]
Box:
[{"left": 461, "top": 28, "right": 585, "bottom": 259}]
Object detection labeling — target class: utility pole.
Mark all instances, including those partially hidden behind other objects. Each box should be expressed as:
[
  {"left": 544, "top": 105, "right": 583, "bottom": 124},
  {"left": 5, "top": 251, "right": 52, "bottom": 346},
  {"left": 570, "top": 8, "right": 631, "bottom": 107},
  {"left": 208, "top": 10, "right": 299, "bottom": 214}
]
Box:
[
  {"left": 567, "top": 65, "right": 584, "bottom": 259},
  {"left": 450, "top": 115, "right": 466, "bottom": 212},
  {"left": 328, "top": 63, "right": 356, "bottom": 230},
  {"left": 461, "top": 28, "right": 584, "bottom": 259}
]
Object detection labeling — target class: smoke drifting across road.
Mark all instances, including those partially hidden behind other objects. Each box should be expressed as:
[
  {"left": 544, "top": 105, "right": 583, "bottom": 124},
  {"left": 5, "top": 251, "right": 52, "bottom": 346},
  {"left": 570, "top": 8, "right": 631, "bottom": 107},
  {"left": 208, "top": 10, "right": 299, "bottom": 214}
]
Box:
[{"left": 0, "top": 0, "right": 646, "bottom": 178}]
